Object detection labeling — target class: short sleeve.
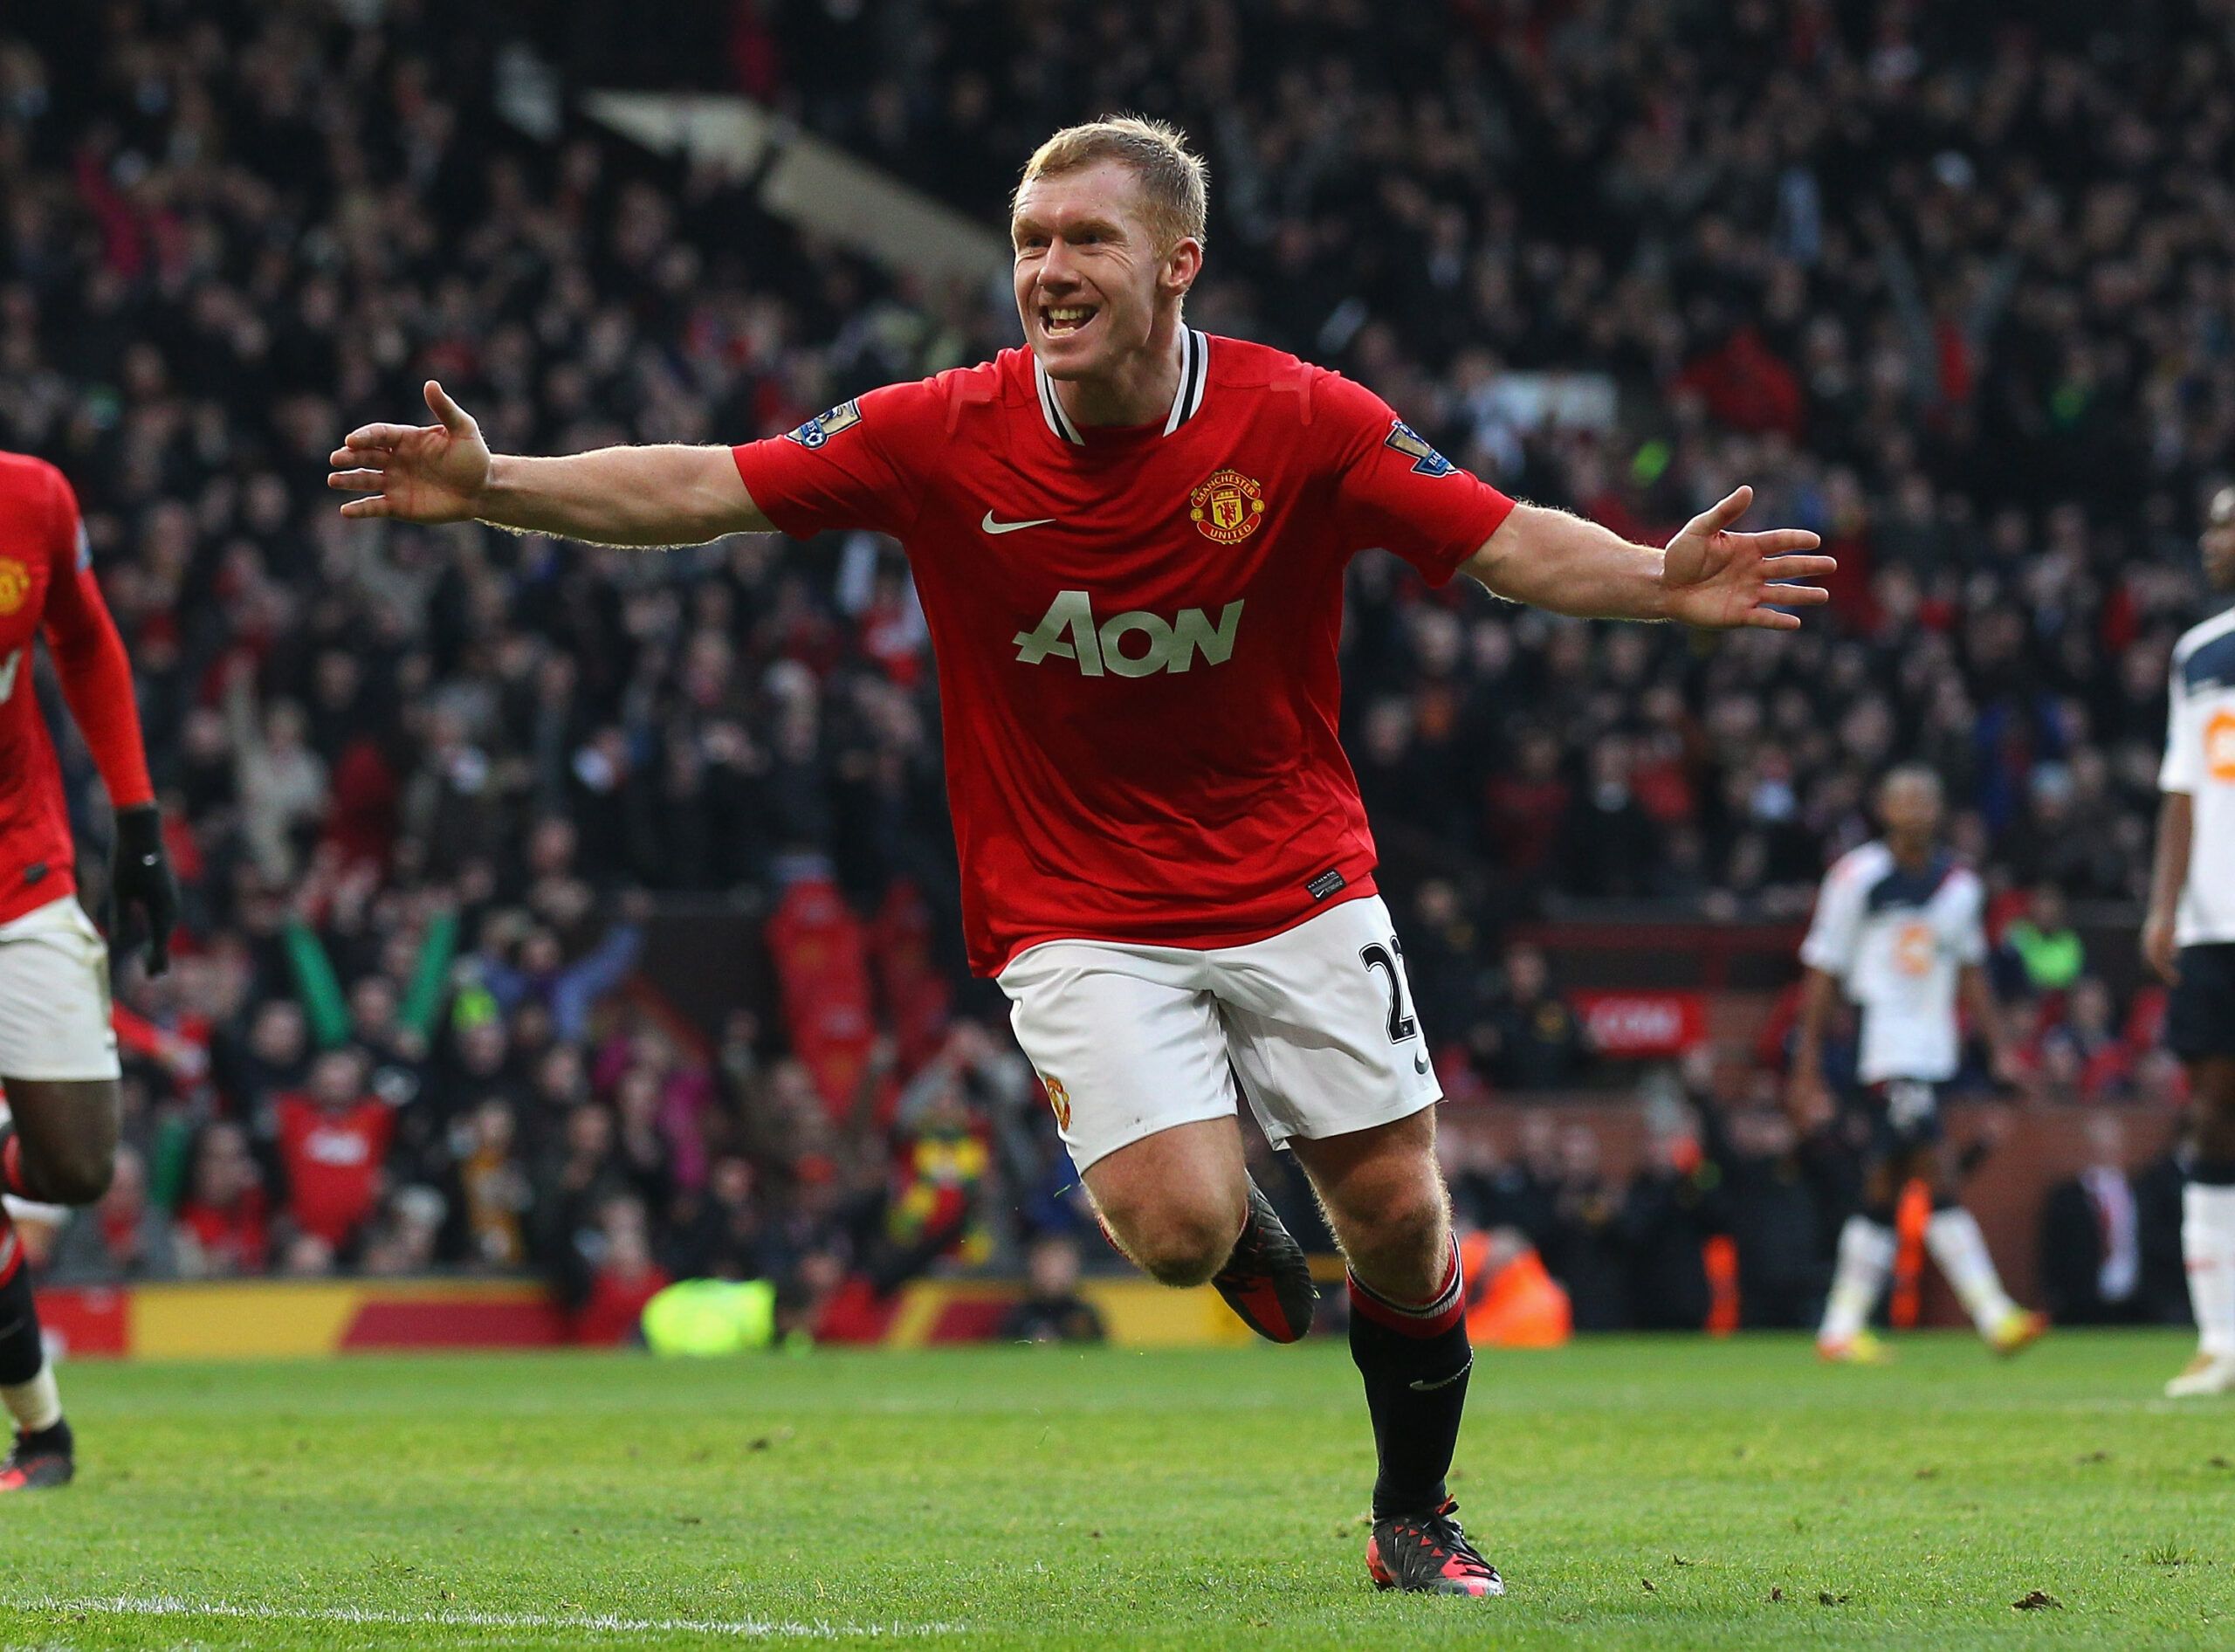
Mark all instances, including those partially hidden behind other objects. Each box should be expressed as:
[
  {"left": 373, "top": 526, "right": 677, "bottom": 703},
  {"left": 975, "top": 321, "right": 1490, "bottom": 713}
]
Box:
[
  {"left": 730, "top": 379, "right": 941, "bottom": 540},
  {"left": 1798, "top": 862, "right": 1862, "bottom": 977},
  {"left": 2161, "top": 651, "right": 2199, "bottom": 795},
  {"left": 1318, "top": 372, "right": 1516, "bottom": 586}
]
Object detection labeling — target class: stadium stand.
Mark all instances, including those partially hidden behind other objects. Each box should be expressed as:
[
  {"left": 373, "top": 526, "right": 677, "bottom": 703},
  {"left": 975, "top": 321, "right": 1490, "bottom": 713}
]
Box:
[{"left": 0, "top": 1, "right": 2218, "bottom": 1332}]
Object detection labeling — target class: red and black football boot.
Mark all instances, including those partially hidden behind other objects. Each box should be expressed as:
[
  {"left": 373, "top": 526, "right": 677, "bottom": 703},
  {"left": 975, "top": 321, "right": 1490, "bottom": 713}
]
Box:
[
  {"left": 0, "top": 1420, "right": 73, "bottom": 1492},
  {"left": 1209, "top": 1180, "right": 1317, "bottom": 1344},
  {"left": 1365, "top": 1497, "right": 1505, "bottom": 1597}
]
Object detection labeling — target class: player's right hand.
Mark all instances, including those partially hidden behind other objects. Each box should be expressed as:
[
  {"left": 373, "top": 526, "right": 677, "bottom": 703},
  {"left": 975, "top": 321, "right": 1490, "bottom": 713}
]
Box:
[
  {"left": 327, "top": 381, "right": 490, "bottom": 524},
  {"left": 2142, "top": 911, "right": 2180, "bottom": 985}
]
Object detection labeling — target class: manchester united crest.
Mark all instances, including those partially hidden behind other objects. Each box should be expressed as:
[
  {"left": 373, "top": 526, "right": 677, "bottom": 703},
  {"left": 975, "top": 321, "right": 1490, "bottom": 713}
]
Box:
[
  {"left": 0, "top": 559, "right": 27, "bottom": 616},
  {"left": 1189, "top": 469, "right": 1266, "bottom": 543},
  {"left": 1041, "top": 1074, "right": 1071, "bottom": 1132}
]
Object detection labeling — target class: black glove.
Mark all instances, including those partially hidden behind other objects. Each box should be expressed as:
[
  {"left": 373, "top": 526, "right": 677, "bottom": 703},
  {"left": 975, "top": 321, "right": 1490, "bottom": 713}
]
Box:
[{"left": 112, "top": 803, "right": 178, "bottom": 976}]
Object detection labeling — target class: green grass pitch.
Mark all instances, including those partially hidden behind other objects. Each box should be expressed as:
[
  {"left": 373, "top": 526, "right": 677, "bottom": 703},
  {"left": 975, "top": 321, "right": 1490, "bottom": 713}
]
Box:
[{"left": 0, "top": 1331, "right": 2227, "bottom": 1649}]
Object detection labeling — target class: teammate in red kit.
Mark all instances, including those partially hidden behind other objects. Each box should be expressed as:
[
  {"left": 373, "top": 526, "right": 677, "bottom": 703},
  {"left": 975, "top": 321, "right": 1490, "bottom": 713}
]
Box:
[
  {"left": 0, "top": 451, "right": 178, "bottom": 1490},
  {"left": 330, "top": 118, "right": 1831, "bottom": 1595}
]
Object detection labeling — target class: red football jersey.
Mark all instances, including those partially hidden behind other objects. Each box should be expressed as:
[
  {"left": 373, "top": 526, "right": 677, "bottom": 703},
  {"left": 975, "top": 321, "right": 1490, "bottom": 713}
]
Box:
[
  {"left": 732, "top": 334, "right": 1515, "bottom": 975},
  {"left": 276, "top": 1094, "right": 395, "bottom": 1247},
  {"left": 0, "top": 453, "right": 153, "bottom": 926}
]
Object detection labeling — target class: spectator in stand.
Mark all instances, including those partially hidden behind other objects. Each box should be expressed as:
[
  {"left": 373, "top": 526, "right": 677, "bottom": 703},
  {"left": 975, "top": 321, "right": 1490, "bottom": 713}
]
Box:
[
  {"left": 1446, "top": 1110, "right": 1557, "bottom": 1254},
  {"left": 537, "top": 1103, "right": 629, "bottom": 1306},
  {"left": 172, "top": 1122, "right": 271, "bottom": 1278},
  {"left": 1997, "top": 883, "right": 2086, "bottom": 999},
  {"left": 571, "top": 1194, "right": 670, "bottom": 1346},
  {"left": 2033, "top": 978, "right": 2138, "bottom": 1103},
  {"left": 1695, "top": 1064, "right": 1839, "bottom": 1331},
  {"left": 450, "top": 1097, "right": 532, "bottom": 1270},
  {"left": 1620, "top": 1127, "right": 1726, "bottom": 1332},
  {"left": 474, "top": 898, "right": 647, "bottom": 1046},
  {"left": 361, "top": 1186, "right": 448, "bottom": 1277},
  {"left": 270, "top": 1048, "right": 397, "bottom": 1266},
  {"left": 1538, "top": 1125, "right": 1629, "bottom": 1332},
  {"left": 664, "top": 1154, "right": 772, "bottom": 1282},
  {"left": 224, "top": 662, "right": 330, "bottom": 888},
  {"left": 1476, "top": 944, "right": 1592, "bottom": 1091},
  {"left": 2039, "top": 1114, "right": 2147, "bottom": 1325},
  {"left": 1000, "top": 1236, "right": 1107, "bottom": 1346},
  {"left": 50, "top": 1147, "right": 173, "bottom": 1281}
]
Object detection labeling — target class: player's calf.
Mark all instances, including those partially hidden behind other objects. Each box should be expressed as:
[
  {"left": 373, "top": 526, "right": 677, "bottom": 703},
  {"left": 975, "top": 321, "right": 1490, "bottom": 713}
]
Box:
[
  {"left": 0, "top": 1211, "right": 69, "bottom": 1491},
  {"left": 2173, "top": 1075, "right": 2235, "bottom": 1394}
]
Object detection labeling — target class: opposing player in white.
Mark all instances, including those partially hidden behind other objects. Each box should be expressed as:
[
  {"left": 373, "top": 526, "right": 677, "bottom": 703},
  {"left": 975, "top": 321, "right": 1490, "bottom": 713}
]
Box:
[
  {"left": 1788, "top": 767, "right": 2046, "bottom": 1363},
  {"left": 2144, "top": 484, "right": 2235, "bottom": 1398}
]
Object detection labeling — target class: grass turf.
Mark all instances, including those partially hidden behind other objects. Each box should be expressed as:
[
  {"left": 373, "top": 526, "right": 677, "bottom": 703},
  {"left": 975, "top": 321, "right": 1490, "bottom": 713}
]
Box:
[{"left": 0, "top": 1331, "right": 2227, "bottom": 1649}]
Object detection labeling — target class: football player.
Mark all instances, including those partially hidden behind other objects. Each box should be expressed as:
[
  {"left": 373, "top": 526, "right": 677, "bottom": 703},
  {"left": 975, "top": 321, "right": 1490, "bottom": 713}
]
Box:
[
  {"left": 332, "top": 117, "right": 1832, "bottom": 1596},
  {"left": 2145, "top": 483, "right": 2235, "bottom": 1397},
  {"left": 0, "top": 451, "right": 177, "bottom": 1489},
  {"left": 1789, "top": 767, "right": 2044, "bottom": 1364}
]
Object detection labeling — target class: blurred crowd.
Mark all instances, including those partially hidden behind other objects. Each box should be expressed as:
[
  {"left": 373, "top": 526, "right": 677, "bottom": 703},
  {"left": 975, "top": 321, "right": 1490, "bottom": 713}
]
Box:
[
  {"left": 0, "top": 2, "right": 2223, "bottom": 1310},
  {"left": 1440, "top": 1059, "right": 2195, "bottom": 1334}
]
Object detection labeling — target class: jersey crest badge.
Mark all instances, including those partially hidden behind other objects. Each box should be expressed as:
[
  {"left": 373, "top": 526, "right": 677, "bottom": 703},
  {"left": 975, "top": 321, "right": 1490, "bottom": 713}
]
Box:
[
  {"left": 784, "top": 399, "right": 863, "bottom": 450},
  {"left": 1384, "top": 419, "right": 1454, "bottom": 477},
  {"left": 0, "top": 558, "right": 28, "bottom": 615},
  {"left": 1189, "top": 469, "right": 1266, "bottom": 543},
  {"left": 1040, "top": 1074, "right": 1071, "bottom": 1132}
]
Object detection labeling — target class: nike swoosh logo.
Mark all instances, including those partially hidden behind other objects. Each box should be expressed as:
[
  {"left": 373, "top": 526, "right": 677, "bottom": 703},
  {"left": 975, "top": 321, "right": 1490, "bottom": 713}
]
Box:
[
  {"left": 1410, "top": 1357, "right": 1473, "bottom": 1393},
  {"left": 1413, "top": 1054, "right": 1430, "bottom": 1075},
  {"left": 982, "top": 511, "right": 1056, "bottom": 535}
]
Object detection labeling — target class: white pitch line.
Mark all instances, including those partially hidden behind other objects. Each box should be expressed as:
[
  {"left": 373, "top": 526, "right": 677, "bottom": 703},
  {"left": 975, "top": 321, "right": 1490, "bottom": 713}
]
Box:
[{"left": 12, "top": 1594, "right": 966, "bottom": 1640}]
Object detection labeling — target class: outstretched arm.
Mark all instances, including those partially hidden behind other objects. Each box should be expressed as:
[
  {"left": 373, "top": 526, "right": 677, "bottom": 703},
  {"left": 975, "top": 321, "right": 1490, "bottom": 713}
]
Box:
[
  {"left": 1460, "top": 486, "right": 1833, "bottom": 629},
  {"left": 328, "top": 381, "right": 772, "bottom": 546}
]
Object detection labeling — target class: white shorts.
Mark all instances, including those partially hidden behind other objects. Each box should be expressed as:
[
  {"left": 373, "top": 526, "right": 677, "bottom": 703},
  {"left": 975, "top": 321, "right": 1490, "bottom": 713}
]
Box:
[
  {"left": 0, "top": 897, "right": 120, "bottom": 1082},
  {"left": 997, "top": 894, "right": 1440, "bottom": 1174}
]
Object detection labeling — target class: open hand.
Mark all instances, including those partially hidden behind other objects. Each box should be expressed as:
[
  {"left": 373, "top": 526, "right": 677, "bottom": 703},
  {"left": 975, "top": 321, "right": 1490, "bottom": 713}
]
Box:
[
  {"left": 1663, "top": 486, "right": 1834, "bottom": 630},
  {"left": 327, "top": 381, "right": 491, "bottom": 524}
]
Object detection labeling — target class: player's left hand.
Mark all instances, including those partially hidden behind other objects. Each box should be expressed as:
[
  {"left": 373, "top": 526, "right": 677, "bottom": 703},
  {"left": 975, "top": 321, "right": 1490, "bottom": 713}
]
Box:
[
  {"left": 1661, "top": 486, "right": 1835, "bottom": 630},
  {"left": 112, "top": 802, "right": 179, "bottom": 976}
]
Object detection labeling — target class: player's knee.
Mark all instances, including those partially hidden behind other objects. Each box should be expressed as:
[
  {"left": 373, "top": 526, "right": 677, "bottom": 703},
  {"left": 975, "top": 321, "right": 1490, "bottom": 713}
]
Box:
[
  {"left": 1338, "top": 1175, "right": 1447, "bottom": 1277},
  {"left": 37, "top": 1139, "right": 115, "bottom": 1207},
  {"left": 1120, "top": 1201, "right": 1241, "bottom": 1287}
]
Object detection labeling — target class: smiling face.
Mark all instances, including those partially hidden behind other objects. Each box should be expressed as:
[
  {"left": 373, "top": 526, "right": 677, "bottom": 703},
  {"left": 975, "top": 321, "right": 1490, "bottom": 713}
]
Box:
[{"left": 1011, "top": 158, "right": 1200, "bottom": 384}]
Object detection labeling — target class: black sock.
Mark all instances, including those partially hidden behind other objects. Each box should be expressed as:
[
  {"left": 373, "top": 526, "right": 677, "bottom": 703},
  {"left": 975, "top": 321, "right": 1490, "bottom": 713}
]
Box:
[
  {"left": 1348, "top": 1243, "right": 1472, "bottom": 1518},
  {"left": 0, "top": 1242, "right": 45, "bottom": 1391},
  {"left": 2192, "top": 1158, "right": 2235, "bottom": 1187}
]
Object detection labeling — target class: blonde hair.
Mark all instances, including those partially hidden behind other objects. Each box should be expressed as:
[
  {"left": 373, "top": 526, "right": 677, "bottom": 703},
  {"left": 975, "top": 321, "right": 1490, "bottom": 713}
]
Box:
[{"left": 1014, "top": 115, "right": 1208, "bottom": 251}]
